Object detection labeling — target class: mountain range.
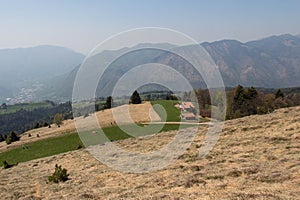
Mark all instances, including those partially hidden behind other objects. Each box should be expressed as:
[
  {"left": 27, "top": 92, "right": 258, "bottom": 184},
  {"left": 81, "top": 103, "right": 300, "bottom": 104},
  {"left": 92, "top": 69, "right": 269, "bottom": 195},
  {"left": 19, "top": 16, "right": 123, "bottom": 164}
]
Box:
[
  {"left": 0, "top": 45, "right": 84, "bottom": 102},
  {"left": 203, "top": 34, "right": 300, "bottom": 87},
  {"left": 1, "top": 34, "right": 300, "bottom": 102}
]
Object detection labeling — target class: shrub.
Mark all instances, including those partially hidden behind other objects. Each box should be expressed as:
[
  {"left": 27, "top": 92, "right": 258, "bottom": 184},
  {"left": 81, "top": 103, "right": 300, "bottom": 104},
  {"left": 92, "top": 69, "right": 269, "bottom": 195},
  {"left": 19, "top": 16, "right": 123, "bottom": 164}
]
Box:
[
  {"left": 2, "top": 160, "right": 14, "bottom": 169},
  {"left": 34, "top": 122, "right": 40, "bottom": 129},
  {"left": 77, "top": 142, "right": 83, "bottom": 149},
  {"left": 54, "top": 113, "right": 64, "bottom": 127},
  {"left": 257, "top": 106, "right": 267, "bottom": 115},
  {"left": 6, "top": 137, "right": 12, "bottom": 144},
  {"left": 48, "top": 164, "right": 69, "bottom": 183},
  {"left": 6, "top": 131, "right": 20, "bottom": 145}
]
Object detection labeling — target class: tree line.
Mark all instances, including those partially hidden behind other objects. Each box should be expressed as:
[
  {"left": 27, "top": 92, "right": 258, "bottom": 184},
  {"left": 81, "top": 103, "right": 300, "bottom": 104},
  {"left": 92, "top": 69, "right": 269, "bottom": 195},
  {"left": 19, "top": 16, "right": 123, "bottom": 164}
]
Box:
[
  {"left": 0, "top": 101, "right": 73, "bottom": 141},
  {"left": 192, "top": 85, "right": 300, "bottom": 119},
  {"left": 2, "top": 87, "right": 299, "bottom": 143},
  {"left": 94, "top": 90, "right": 143, "bottom": 112}
]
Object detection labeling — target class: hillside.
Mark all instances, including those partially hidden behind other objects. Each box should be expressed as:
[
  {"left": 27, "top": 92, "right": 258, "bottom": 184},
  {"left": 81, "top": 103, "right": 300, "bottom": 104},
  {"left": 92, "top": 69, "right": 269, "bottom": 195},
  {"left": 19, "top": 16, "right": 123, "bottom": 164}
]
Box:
[
  {"left": 0, "top": 45, "right": 84, "bottom": 81},
  {"left": 0, "top": 102, "right": 160, "bottom": 153},
  {"left": 0, "top": 45, "right": 84, "bottom": 102},
  {"left": 202, "top": 34, "right": 300, "bottom": 87},
  {"left": 46, "top": 34, "right": 300, "bottom": 101},
  {"left": 0, "top": 106, "right": 299, "bottom": 199}
]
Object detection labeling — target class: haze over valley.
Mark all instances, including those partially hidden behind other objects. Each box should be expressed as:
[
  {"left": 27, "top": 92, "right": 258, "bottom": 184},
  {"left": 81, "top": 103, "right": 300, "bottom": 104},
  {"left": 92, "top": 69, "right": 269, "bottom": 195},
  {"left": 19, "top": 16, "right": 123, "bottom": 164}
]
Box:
[{"left": 2, "top": 33, "right": 300, "bottom": 103}]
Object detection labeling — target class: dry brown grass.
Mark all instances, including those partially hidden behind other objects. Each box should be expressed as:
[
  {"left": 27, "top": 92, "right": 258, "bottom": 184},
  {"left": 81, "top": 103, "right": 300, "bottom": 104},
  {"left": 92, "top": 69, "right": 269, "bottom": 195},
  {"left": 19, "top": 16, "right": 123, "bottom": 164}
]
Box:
[
  {"left": 0, "top": 102, "right": 160, "bottom": 153},
  {"left": 0, "top": 106, "right": 300, "bottom": 199}
]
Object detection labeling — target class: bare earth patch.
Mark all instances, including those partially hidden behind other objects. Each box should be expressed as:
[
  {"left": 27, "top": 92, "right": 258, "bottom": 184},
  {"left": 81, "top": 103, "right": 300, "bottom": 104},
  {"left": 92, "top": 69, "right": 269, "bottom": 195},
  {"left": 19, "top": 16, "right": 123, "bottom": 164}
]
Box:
[{"left": 0, "top": 106, "right": 300, "bottom": 199}]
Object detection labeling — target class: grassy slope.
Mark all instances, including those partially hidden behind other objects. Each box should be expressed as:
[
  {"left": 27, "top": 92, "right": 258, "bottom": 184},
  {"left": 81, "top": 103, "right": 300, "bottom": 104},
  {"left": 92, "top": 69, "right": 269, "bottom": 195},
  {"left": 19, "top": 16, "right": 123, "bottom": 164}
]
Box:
[
  {"left": 1, "top": 106, "right": 299, "bottom": 199},
  {"left": 150, "top": 100, "right": 182, "bottom": 131},
  {"left": 0, "top": 102, "right": 52, "bottom": 115},
  {"left": 151, "top": 100, "right": 180, "bottom": 122},
  {"left": 0, "top": 125, "right": 192, "bottom": 167},
  {"left": 0, "top": 101, "right": 184, "bottom": 166},
  {"left": 0, "top": 133, "right": 81, "bottom": 166}
]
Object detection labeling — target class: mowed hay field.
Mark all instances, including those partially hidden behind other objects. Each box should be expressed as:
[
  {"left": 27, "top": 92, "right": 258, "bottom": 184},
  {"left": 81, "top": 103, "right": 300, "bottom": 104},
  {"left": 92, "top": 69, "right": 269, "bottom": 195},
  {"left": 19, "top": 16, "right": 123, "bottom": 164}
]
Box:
[{"left": 0, "top": 106, "right": 299, "bottom": 199}]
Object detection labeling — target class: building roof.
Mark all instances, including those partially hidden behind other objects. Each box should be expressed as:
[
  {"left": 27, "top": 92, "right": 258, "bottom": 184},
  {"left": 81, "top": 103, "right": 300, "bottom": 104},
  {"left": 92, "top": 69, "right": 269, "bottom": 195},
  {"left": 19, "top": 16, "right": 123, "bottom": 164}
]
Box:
[
  {"left": 182, "top": 102, "right": 195, "bottom": 109},
  {"left": 181, "top": 112, "right": 196, "bottom": 118}
]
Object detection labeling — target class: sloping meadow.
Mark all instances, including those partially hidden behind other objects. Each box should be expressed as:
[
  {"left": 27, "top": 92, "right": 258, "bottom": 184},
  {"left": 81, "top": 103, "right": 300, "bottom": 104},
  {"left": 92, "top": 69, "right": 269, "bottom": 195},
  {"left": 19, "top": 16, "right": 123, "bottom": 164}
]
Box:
[{"left": 0, "top": 106, "right": 299, "bottom": 199}]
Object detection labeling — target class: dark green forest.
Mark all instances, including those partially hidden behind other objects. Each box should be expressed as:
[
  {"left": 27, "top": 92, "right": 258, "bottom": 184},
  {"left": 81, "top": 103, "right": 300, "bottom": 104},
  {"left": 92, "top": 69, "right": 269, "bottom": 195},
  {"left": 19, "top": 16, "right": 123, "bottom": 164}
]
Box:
[{"left": 0, "top": 101, "right": 72, "bottom": 141}]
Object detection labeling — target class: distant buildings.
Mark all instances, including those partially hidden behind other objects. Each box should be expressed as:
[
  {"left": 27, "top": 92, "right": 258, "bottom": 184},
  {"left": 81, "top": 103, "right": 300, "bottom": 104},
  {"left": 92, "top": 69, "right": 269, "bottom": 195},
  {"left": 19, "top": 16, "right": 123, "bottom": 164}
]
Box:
[
  {"left": 180, "top": 102, "right": 195, "bottom": 112},
  {"left": 178, "top": 101, "right": 197, "bottom": 121},
  {"left": 180, "top": 112, "right": 196, "bottom": 120}
]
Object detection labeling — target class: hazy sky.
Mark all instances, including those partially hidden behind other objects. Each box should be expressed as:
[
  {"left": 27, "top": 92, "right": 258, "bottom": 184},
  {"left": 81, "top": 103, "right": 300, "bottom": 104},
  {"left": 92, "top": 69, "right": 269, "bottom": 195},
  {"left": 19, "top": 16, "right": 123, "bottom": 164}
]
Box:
[{"left": 1, "top": 0, "right": 300, "bottom": 54}]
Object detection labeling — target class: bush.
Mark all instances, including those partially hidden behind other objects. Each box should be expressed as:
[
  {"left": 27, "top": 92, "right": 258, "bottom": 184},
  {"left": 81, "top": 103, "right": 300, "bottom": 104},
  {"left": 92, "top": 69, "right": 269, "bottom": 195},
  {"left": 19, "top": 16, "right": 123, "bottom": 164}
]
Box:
[
  {"left": 6, "top": 131, "right": 20, "bottom": 145},
  {"left": 77, "top": 142, "right": 84, "bottom": 149},
  {"left": 48, "top": 164, "right": 69, "bottom": 183},
  {"left": 5, "top": 138, "right": 11, "bottom": 144},
  {"left": 54, "top": 113, "right": 64, "bottom": 127},
  {"left": 257, "top": 106, "right": 267, "bottom": 115},
  {"left": 2, "top": 160, "right": 14, "bottom": 169},
  {"left": 34, "top": 122, "right": 40, "bottom": 129}
]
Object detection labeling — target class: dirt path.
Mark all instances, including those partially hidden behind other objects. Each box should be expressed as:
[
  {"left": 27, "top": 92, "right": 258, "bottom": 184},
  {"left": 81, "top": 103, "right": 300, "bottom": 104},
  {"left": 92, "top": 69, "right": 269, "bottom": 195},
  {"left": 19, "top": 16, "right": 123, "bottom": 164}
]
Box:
[{"left": 141, "top": 121, "right": 213, "bottom": 125}]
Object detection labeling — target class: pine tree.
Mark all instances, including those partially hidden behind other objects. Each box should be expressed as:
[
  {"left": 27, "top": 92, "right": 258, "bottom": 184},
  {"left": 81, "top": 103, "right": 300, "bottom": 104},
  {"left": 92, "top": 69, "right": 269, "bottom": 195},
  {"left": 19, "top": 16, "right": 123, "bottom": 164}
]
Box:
[
  {"left": 130, "top": 90, "right": 142, "bottom": 104},
  {"left": 106, "top": 96, "right": 113, "bottom": 109}
]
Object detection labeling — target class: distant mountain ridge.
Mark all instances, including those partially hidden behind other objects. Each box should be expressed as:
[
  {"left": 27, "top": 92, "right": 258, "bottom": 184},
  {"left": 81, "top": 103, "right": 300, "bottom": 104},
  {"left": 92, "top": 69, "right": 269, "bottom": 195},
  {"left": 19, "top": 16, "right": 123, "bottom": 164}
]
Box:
[
  {"left": 0, "top": 45, "right": 85, "bottom": 102},
  {"left": 2, "top": 34, "right": 300, "bottom": 102},
  {"left": 202, "top": 33, "right": 300, "bottom": 87},
  {"left": 50, "top": 33, "right": 300, "bottom": 101},
  {"left": 0, "top": 45, "right": 84, "bottom": 81}
]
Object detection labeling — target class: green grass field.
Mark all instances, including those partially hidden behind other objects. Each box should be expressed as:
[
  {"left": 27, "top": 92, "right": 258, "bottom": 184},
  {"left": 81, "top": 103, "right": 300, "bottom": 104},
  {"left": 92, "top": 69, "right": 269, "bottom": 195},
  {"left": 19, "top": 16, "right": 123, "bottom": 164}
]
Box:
[
  {"left": 150, "top": 100, "right": 180, "bottom": 122},
  {"left": 0, "top": 124, "right": 191, "bottom": 167},
  {"left": 0, "top": 102, "right": 53, "bottom": 115},
  {"left": 0, "top": 100, "right": 185, "bottom": 167},
  {"left": 79, "top": 123, "right": 195, "bottom": 146},
  {"left": 0, "top": 133, "right": 81, "bottom": 167}
]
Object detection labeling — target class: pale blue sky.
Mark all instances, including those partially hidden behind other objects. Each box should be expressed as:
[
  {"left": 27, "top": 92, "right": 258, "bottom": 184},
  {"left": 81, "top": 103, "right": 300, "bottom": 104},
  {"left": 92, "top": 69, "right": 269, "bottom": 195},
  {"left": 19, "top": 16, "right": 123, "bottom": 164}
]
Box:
[{"left": 1, "top": 0, "right": 300, "bottom": 54}]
